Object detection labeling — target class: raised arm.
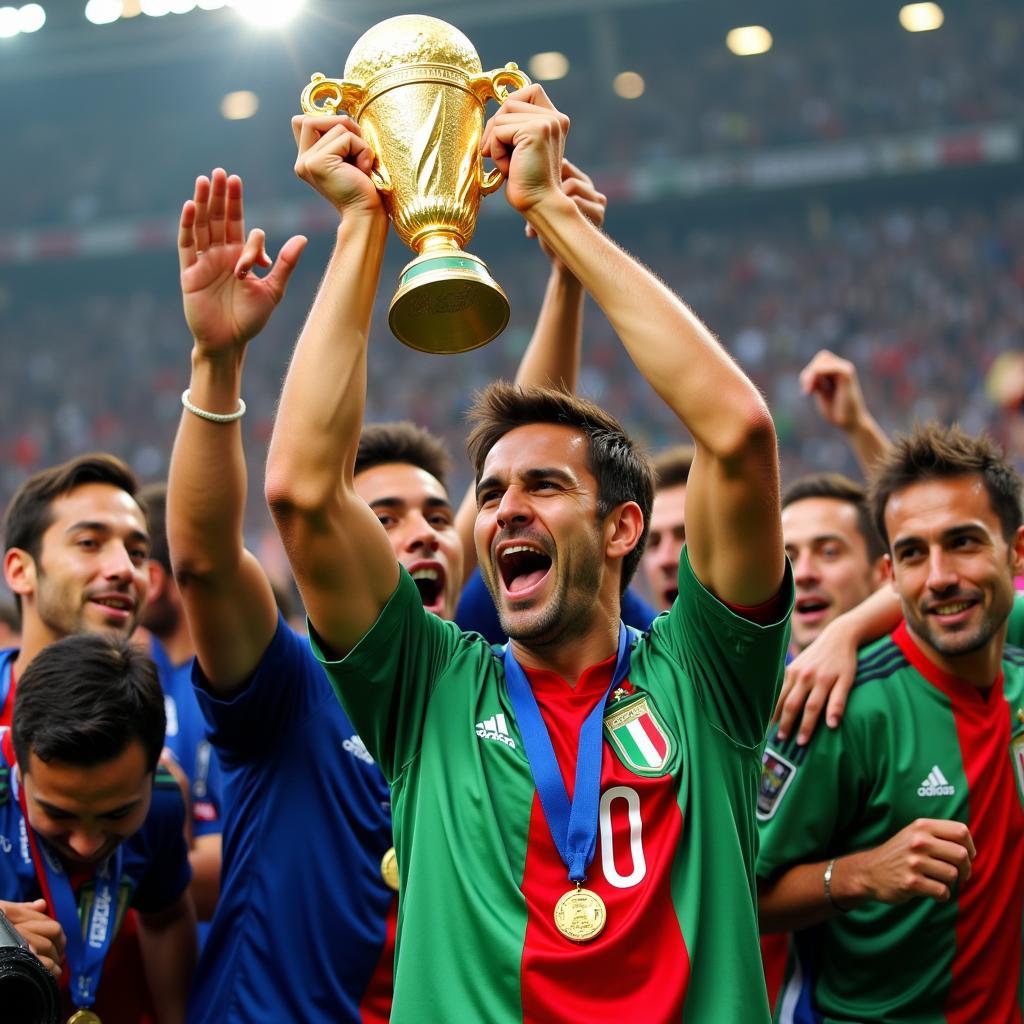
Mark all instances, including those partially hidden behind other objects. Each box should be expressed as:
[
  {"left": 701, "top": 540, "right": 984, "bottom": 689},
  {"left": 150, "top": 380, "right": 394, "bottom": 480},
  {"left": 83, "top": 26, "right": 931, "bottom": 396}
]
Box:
[
  {"left": 799, "top": 349, "right": 891, "bottom": 476},
  {"left": 168, "top": 169, "right": 306, "bottom": 694},
  {"left": 454, "top": 159, "right": 607, "bottom": 581},
  {"left": 264, "top": 116, "right": 395, "bottom": 656},
  {"left": 482, "top": 87, "right": 783, "bottom": 604}
]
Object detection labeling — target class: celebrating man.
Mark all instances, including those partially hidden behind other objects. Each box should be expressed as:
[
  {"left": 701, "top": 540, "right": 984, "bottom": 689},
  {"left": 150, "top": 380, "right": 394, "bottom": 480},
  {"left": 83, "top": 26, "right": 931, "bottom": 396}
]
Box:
[
  {"left": 268, "top": 86, "right": 791, "bottom": 1021},
  {"left": 757, "top": 424, "right": 1024, "bottom": 1022}
]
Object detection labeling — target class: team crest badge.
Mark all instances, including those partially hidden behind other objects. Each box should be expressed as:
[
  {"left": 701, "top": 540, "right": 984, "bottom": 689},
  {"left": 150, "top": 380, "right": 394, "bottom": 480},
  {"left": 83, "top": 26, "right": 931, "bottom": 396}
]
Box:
[
  {"left": 604, "top": 693, "right": 672, "bottom": 776},
  {"left": 757, "top": 747, "right": 796, "bottom": 820}
]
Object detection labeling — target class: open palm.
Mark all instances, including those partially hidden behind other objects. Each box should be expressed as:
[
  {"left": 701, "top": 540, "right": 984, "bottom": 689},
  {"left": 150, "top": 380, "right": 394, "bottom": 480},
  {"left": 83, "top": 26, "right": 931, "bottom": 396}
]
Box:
[{"left": 179, "top": 169, "right": 306, "bottom": 353}]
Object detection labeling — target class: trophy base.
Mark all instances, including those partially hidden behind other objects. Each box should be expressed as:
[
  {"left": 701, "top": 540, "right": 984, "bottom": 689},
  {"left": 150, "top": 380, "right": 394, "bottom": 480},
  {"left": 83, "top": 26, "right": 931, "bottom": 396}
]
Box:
[{"left": 388, "top": 251, "right": 510, "bottom": 354}]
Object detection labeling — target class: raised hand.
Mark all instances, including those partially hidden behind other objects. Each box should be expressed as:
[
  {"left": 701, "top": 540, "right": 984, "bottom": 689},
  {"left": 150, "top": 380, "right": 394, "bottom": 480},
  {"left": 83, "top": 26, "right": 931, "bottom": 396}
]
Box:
[
  {"left": 179, "top": 168, "right": 307, "bottom": 353},
  {"left": 0, "top": 898, "right": 66, "bottom": 977},
  {"left": 527, "top": 159, "right": 606, "bottom": 269},
  {"left": 292, "top": 114, "right": 385, "bottom": 219},
  {"left": 481, "top": 84, "right": 569, "bottom": 216},
  {"left": 799, "top": 349, "right": 872, "bottom": 433}
]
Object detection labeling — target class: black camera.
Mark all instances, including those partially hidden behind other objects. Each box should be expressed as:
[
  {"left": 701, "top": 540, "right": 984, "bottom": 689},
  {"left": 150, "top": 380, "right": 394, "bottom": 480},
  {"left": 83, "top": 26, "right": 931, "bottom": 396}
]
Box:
[{"left": 0, "top": 907, "right": 60, "bottom": 1024}]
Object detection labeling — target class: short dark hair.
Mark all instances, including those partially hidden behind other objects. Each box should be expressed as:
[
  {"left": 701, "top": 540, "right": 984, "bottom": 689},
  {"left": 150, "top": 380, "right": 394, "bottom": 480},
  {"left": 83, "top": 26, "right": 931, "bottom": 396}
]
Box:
[
  {"left": 652, "top": 445, "right": 694, "bottom": 491},
  {"left": 137, "top": 482, "right": 169, "bottom": 573},
  {"left": 355, "top": 422, "right": 452, "bottom": 490},
  {"left": 869, "top": 422, "right": 1024, "bottom": 547},
  {"left": 3, "top": 454, "right": 140, "bottom": 614},
  {"left": 12, "top": 633, "right": 166, "bottom": 774},
  {"left": 465, "top": 381, "right": 655, "bottom": 592},
  {"left": 783, "top": 473, "right": 886, "bottom": 561}
]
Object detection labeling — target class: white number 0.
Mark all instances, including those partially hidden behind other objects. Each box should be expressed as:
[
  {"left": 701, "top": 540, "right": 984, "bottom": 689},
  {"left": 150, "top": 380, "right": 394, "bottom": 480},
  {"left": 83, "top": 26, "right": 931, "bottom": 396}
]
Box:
[{"left": 599, "top": 786, "right": 646, "bottom": 888}]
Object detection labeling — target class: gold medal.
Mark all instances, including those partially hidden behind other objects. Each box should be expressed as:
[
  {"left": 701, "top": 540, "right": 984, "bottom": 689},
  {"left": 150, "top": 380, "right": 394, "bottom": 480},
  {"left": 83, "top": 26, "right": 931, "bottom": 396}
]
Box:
[
  {"left": 553, "top": 886, "right": 606, "bottom": 943},
  {"left": 67, "top": 1011, "right": 103, "bottom": 1024},
  {"left": 380, "top": 846, "right": 399, "bottom": 892}
]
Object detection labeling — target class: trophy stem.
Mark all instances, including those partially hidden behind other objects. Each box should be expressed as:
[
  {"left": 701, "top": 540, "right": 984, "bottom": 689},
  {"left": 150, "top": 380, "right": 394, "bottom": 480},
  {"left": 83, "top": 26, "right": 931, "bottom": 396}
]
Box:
[{"left": 418, "top": 232, "right": 464, "bottom": 254}]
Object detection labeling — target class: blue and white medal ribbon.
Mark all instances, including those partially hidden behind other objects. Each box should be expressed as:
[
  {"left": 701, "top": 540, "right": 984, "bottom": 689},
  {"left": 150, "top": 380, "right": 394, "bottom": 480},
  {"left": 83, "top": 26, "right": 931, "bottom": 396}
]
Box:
[{"left": 504, "top": 622, "right": 631, "bottom": 942}]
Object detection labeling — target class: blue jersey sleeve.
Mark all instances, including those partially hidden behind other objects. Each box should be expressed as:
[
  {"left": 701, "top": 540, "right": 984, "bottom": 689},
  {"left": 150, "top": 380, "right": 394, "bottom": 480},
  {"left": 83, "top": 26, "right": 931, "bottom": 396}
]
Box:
[
  {"left": 192, "top": 613, "right": 334, "bottom": 762},
  {"left": 622, "top": 587, "right": 657, "bottom": 632},
  {"left": 129, "top": 775, "right": 192, "bottom": 915}
]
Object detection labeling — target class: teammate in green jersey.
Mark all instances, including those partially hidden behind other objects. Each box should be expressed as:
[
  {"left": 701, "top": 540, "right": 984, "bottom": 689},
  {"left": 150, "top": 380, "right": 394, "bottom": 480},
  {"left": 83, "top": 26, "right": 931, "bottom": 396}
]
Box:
[
  {"left": 268, "top": 85, "right": 792, "bottom": 1022},
  {"left": 757, "top": 422, "right": 1024, "bottom": 1023}
]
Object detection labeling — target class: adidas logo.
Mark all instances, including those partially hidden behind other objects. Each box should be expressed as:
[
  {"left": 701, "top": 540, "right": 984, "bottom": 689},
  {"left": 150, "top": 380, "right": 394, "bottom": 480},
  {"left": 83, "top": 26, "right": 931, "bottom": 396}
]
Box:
[
  {"left": 917, "top": 765, "right": 955, "bottom": 797},
  {"left": 476, "top": 713, "right": 516, "bottom": 749},
  {"left": 343, "top": 735, "right": 375, "bottom": 765}
]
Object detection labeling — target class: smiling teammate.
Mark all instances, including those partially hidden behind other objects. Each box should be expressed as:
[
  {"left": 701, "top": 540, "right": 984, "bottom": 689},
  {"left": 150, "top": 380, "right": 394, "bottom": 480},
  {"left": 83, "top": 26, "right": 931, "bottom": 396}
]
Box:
[
  {"left": 758, "top": 423, "right": 1024, "bottom": 1022},
  {"left": 268, "top": 86, "right": 791, "bottom": 1021}
]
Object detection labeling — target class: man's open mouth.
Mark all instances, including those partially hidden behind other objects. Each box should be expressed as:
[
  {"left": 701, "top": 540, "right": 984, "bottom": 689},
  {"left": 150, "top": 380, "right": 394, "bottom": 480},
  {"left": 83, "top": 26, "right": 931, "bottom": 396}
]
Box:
[
  {"left": 498, "top": 544, "right": 553, "bottom": 596},
  {"left": 795, "top": 596, "right": 829, "bottom": 616},
  {"left": 410, "top": 565, "right": 446, "bottom": 609}
]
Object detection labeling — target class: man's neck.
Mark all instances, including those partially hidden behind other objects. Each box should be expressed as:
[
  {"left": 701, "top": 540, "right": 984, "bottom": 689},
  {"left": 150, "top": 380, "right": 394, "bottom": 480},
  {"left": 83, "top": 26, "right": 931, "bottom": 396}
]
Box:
[
  {"left": 153, "top": 621, "right": 195, "bottom": 667},
  {"left": 509, "top": 615, "right": 620, "bottom": 689},
  {"left": 905, "top": 620, "right": 1007, "bottom": 691}
]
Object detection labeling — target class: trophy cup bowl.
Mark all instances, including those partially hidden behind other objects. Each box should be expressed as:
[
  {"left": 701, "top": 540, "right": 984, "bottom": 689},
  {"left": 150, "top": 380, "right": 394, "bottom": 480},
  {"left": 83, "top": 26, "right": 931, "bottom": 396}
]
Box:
[{"left": 300, "top": 15, "right": 530, "bottom": 354}]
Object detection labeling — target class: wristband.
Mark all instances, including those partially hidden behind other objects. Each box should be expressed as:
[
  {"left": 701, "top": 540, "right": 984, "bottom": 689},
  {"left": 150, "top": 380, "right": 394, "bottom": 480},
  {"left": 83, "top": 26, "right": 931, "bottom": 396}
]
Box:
[
  {"left": 824, "top": 856, "right": 846, "bottom": 912},
  {"left": 181, "top": 388, "right": 246, "bottom": 423}
]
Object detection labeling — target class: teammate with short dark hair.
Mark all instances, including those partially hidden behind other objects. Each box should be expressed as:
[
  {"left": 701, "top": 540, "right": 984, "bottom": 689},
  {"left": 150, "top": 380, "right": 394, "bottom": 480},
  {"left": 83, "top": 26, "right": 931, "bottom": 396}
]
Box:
[
  {"left": 137, "top": 482, "right": 223, "bottom": 922},
  {"left": 270, "top": 86, "right": 791, "bottom": 1021},
  {"left": 757, "top": 423, "right": 1024, "bottom": 1023},
  {"left": 641, "top": 445, "right": 694, "bottom": 610},
  {"left": 2, "top": 632, "right": 195, "bottom": 1023}
]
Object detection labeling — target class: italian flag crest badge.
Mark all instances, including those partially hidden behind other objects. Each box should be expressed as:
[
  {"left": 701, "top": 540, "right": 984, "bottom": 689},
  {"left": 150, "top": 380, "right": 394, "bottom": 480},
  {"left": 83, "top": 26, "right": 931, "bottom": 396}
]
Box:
[{"left": 604, "top": 692, "right": 672, "bottom": 776}]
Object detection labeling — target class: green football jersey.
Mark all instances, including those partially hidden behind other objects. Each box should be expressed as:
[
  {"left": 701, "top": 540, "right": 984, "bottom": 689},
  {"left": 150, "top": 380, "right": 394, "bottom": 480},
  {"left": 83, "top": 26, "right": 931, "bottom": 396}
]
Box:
[
  {"left": 313, "top": 549, "right": 792, "bottom": 1023},
  {"left": 757, "top": 622, "right": 1024, "bottom": 1023}
]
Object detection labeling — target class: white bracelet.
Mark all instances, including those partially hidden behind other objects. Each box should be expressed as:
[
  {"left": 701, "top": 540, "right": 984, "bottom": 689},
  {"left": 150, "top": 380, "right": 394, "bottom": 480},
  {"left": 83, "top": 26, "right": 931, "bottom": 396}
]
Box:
[
  {"left": 181, "top": 388, "right": 246, "bottom": 423},
  {"left": 824, "top": 856, "right": 846, "bottom": 912}
]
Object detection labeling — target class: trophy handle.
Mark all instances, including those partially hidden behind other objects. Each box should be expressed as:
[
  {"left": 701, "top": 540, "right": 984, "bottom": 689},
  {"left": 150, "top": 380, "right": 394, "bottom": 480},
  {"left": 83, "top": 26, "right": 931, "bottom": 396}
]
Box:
[
  {"left": 472, "top": 63, "right": 532, "bottom": 196},
  {"left": 300, "top": 73, "right": 363, "bottom": 117}
]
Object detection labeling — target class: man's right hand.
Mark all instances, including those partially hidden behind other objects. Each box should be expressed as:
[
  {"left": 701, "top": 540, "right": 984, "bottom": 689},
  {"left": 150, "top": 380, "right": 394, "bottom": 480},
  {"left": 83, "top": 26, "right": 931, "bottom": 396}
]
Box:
[
  {"left": 0, "top": 898, "right": 66, "bottom": 977},
  {"left": 844, "top": 819, "right": 975, "bottom": 905},
  {"left": 292, "top": 114, "right": 386, "bottom": 220}
]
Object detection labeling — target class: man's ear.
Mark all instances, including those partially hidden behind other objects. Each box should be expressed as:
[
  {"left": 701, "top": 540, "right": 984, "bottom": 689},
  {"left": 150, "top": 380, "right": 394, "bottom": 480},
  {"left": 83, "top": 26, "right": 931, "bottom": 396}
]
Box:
[
  {"left": 147, "top": 559, "right": 169, "bottom": 603},
  {"left": 4, "top": 548, "right": 36, "bottom": 599},
  {"left": 869, "top": 555, "right": 890, "bottom": 590},
  {"left": 1010, "top": 525, "right": 1024, "bottom": 579},
  {"left": 605, "top": 501, "right": 645, "bottom": 563}
]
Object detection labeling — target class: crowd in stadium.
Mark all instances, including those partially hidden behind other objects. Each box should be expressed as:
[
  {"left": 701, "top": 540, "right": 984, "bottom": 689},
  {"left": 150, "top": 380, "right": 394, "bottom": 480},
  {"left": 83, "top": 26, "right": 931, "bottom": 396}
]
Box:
[{"left": 1, "top": 3, "right": 1023, "bottom": 1023}]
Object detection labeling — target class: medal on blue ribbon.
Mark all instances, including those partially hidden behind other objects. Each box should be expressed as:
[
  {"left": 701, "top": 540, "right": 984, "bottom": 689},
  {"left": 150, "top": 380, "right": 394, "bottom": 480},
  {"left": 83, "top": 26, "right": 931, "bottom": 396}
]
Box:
[
  {"left": 18, "top": 782, "right": 121, "bottom": 1021},
  {"left": 504, "top": 622, "right": 632, "bottom": 943}
]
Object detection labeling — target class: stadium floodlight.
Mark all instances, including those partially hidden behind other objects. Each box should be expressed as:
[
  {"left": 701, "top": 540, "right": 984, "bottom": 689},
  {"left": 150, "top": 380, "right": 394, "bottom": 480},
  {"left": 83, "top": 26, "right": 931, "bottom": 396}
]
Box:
[
  {"left": 899, "top": 2, "right": 943, "bottom": 32},
  {"left": 167, "top": 0, "right": 195, "bottom": 13},
  {"left": 85, "top": 0, "right": 122, "bottom": 24},
  {"left": 0, "top": 6, "right": 20, "bottom": 35},
  {"left": 140, "top": 0, "right": 170, "bottom": 14},
  {"left": 528, "top": 51, "right": 569, "bottom": 82},
  {"left": 232, "top": 0, "right": 303, "bottom": 28},
  {"left": 726, "top": 25, "right": 773, "bottom": 56},
  {"left": 612, "top": 71, "right": 645, "bottom": 100},
  {"left": 196, "top": 0, "right": 226, "bottom": 8},
  {"left": 221, "top": 89, "right": 259, "bottom": 119},
  {"left": 17, "top": 2, "right": 44, "bottom": 31}
]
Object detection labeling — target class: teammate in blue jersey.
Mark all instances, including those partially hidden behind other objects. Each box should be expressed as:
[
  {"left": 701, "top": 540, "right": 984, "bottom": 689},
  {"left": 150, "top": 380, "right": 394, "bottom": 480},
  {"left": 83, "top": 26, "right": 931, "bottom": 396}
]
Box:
[
  {"left": 138, "top": 482, "right": 222, "bottom": 923},
  {"left": 0, "top": 633, "right": 195, "bottom": 1023}
]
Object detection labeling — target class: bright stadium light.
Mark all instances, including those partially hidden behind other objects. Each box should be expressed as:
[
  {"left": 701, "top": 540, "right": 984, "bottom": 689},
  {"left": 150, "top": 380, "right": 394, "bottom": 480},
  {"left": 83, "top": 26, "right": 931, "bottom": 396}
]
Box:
[
  {"left": 167, "top": 0, "right": 195, "bottom": 12},
  {"left": 528, "top": 51, "right": 569, "bottom": 82},
  {"left": 85, "top": 0, "right": 122, "bottom": 24},
  {"left": 0, "top": 6, "right": 20, "bottom": 36},
  {"left": 899, "top": 2, "right": 944, "bottom": 32},
  {"left": 196, "top": 0, "right": 225, "bottom": 8},
  {"left": 232, "top": 0, "right": 303, "bottom": 28},
  {"left": 221, "top": 89, "right": 259, "bottom": 119},
  {"left": 612, "top": 71, "right": 645, "bottom": 100},
  {"left": 140, "top": 0, "right": 170, "bottom": 15},
  {"left": 17, "top": 3, "right": 44, "bottom": 31},
  {"left": 726, "top": 25, "right": 773, "bottom": 56}
]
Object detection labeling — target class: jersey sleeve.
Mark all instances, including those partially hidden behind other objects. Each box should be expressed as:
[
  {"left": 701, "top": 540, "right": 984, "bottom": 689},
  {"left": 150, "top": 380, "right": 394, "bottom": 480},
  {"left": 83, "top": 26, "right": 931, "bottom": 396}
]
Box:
[
  {"left": 130, "top": 774, "right": 193, "bottom": 915},
  {"left": 190, "top": 742, "right": 222, "bottom": 839},
  {"left": 310, "top": 566, "right": 460, "bottom": 784},
  {"left": 192, "top": 613, "right": 335, "bottom": 762},
  {"left": 621, "top": 586, "right": 657, "bottom": 632},
  {"left": 755, "top": 721, "right": 867, "bottom": 880},
  {"left": 653, "top": 546, "right": 794, "bottom": 747}
]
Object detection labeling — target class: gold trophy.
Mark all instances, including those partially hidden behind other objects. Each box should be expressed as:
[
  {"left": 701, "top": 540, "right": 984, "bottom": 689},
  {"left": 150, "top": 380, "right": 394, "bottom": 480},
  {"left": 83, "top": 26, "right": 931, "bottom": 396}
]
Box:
[{"left": 300, "top": 15, "right": 530, "bottom": 354}]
